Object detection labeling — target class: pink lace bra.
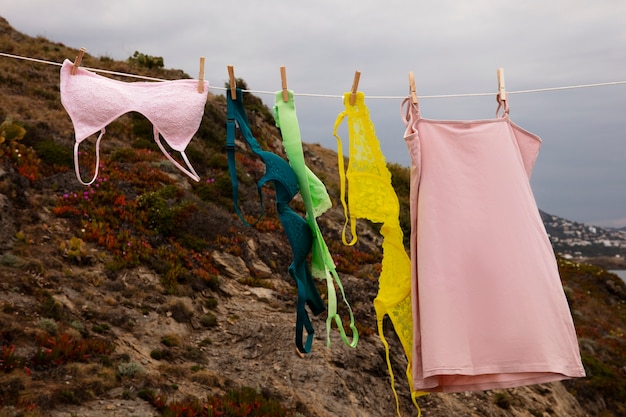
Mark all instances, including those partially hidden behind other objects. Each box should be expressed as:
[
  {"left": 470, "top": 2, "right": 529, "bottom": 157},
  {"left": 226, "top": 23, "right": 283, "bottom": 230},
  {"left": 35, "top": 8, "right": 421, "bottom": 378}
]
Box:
[{"left": 59, "top": 59, "right": 208, "bottom": 184}]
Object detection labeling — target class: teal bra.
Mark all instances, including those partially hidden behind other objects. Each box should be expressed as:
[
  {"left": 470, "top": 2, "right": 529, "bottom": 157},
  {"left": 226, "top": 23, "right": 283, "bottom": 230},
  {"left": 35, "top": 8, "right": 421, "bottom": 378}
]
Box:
[{"left": 226, "top": 89, "right": 325, "bottom": 353}]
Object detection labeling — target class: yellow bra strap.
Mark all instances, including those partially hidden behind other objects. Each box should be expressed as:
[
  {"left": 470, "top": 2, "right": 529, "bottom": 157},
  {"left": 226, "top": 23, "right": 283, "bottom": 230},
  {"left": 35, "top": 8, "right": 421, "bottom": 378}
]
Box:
[
  {"left": 332, "top": 110, "right": 358, "bottom": 246},
  {"left": 376, "top": 315, "right": 403, "bottom": 416}
]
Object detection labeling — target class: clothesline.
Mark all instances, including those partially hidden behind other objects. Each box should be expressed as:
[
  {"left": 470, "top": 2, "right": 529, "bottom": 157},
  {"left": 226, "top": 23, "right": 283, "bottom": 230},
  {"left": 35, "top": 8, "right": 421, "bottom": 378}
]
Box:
[{"left": 2, "top": 50, "right": 626, "bottom": 100}]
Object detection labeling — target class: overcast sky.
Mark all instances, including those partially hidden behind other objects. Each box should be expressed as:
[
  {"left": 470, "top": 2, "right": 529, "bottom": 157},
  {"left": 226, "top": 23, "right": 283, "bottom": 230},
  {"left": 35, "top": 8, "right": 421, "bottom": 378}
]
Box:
[{"left": 2, "top": 1, "right": 625, "bottom": 228}]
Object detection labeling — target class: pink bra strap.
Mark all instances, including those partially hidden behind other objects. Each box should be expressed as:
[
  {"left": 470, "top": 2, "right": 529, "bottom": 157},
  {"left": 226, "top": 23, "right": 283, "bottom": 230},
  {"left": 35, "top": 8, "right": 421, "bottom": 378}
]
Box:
[
  {"left": 74, "top": 128, "right": 105, "bottom": 186},
  {"left": 153, "top": 126, "right": 200, "bottom": 182},
  {"left": 496, "top": 94, "right": 510, "bottom": 118},
  {"left": 401, "top": 98, "right": 421, "bottom": 128}
]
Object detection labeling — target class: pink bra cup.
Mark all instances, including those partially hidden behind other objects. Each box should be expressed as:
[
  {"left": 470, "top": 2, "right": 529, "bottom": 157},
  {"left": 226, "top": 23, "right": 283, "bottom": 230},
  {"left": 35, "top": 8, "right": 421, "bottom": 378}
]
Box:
[{"left": 59, "top": 59, "right": 209, "bottom": 184}]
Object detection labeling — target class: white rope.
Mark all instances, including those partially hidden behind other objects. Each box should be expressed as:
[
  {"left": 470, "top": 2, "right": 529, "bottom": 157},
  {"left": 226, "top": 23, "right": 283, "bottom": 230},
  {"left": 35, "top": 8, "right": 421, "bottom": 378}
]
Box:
[{"left": 2, "top": 51, "right": 626, "bottom": 99}]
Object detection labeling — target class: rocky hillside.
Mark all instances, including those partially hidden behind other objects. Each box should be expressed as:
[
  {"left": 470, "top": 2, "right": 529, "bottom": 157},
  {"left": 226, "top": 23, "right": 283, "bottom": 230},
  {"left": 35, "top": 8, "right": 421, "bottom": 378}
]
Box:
[{"left": 1, "top": 16, "right": 626, "bottom": 417}]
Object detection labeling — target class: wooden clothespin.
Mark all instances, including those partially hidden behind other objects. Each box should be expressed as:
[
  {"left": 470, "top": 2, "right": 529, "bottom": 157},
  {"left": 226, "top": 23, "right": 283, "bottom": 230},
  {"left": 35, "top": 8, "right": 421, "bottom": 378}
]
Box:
[
  {"left": 497, "top": 67, "right": 507, "bottom": 103},
  {"left": 198, "top": 57, "right": 205, "bottom": 93},
  {"left": 408, "top": 71, "right": 418, "bottom": 104},
  {"left": 227, "top": 65, "right": 236, "bottom": 100},
  {"left": 71, "top": 48, "right": 86, "bottom": 75},
  {"left": 280, "top": 66, "right": 289, "bottom": 102},
  {"left": 349, "top": 71, "right": 361, "bottom": 106}
]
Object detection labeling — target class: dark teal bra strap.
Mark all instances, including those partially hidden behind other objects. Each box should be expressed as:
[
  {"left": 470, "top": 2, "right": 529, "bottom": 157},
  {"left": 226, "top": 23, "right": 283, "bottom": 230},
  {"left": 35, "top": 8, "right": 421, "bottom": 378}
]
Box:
[{"left": 226, "top": 91, "right": 263, "bottom": 226}]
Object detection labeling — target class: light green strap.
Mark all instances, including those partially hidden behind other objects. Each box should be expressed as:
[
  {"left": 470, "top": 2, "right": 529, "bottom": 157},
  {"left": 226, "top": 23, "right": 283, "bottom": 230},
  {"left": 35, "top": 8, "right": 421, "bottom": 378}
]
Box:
[{"left": 274, "top": 91, "right": 358, "bottom": 348}]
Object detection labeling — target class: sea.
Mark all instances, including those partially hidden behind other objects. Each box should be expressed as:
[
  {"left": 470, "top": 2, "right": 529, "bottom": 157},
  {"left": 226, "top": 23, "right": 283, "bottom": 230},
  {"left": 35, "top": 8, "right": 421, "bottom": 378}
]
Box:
[{"left": 609, "top": 270, "right": 626, "bottom": 284}]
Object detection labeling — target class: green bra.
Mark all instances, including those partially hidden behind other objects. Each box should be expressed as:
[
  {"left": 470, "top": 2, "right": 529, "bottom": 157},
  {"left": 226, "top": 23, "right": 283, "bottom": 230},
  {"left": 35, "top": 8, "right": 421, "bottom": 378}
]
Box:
[{"left": 274, "top": 91, "right": 358, "bottom": 349}]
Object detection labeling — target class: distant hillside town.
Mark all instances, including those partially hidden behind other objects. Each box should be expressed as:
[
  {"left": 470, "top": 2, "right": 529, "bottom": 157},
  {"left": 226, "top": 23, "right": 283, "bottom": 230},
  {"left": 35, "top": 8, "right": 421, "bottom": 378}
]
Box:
[{"left": 541, "top": 211, "right": 626, "bottom": 260}]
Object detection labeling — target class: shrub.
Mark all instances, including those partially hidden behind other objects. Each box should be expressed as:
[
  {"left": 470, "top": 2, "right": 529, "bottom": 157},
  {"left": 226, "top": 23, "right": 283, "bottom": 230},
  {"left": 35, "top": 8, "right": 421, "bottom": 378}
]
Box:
[
  {"left": 53, "top": 153, "right": 221, "bottom": 283},
  {"left": 138, "top": 188, "right": 195, "bottom": 237},
  {"left": 116, "top": 361, "right": 144, "bottom": 378},
  {"left": 39, "top": 291, "right": 65, "bottom": 321},
  {"left": 150, "top": 349, "right": 166, "bottom": 361},
  {"left": 181, "top": 346, "right": 205, "bottom": 363},
  {"left": 200, "top": 313, "right": 218, "bottom": 328},
  {"left": 165, "top": 300, "right": 194, "bottom": 323},
  {"left": 91, "top": 323, "right": 110, "bottom": 334},
  {"left": 388, "top": 162, "right": 411, "bottom": 247},
  {"left": 0, "top": 117, "right": 26, "bottom": 144},
  {"left": 0, "top": 117, "right": 41, "bottom": 181},
  {"left": 60, "top": 237, "right": 90, "bottom": 264},
  {"left": 204, "top": 297, "right": 218, "bottom": 310},
  {"left": 127, "top": 51, "right": 164, "bottom": 69},
  {"left": 239, "top": 277, "right": 274, "bottom": 289},
  {"left": 197, "top": 100, "right": 227, "bottom": 149},
  {"left": 31, "top": 136, "right": 73, "bottom": 170},
  {"left": 0, "top": 345, "right": 23, "bottom": 372},
  {"left": 160, "top": 334, "right": 182, "bottom": 348},
  {"left": 493, "top": 392, "right": 512, "bottom": 409},
  {"left": 70, "top": 321, "right": 86, "bottom": 336},
  {"left": 145, "top": 385, "right": 291, "bottom": 417},
  {"left": 31, "top": 333, "right": 114, "bottom": 369},
  {"left": 36, "top": 318, "right": 57, "bottom": 334}
]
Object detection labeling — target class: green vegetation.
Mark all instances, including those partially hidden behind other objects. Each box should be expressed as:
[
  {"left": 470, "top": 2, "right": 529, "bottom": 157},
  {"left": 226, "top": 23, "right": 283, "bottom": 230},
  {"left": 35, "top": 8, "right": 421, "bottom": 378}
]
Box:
[
  {"left": 160, "top": 334, "right": 182, "bottom": 348},
  {"left": 492, "top": 391, "right": 514, "bottom": 409},
  {"left": 116, "top": 361, "right": 145, "bottom": 378},
  {"left": 127, "top": 51, "right": 164, "bottom": 69},
  {"left": 0, "top": 117, "right": 40, "bottom": 181},
  {"left": 141, "top": 386, "right": 292, "bottom": 417},
  {"left": 558, "top": 259, "right": 626, "bottom": 416},
  {"left": 0, "top": 117, "right": 26, "bottom": 144},
  {"left": 1, "top": 331, "right": 114, "bottom": 373},
  {"left": 199, "top": 313, "right": 218, "bottom": 328},
  {"left": 52, "top": 149, "right": 222, "bottom": 294},
  {"left": 387, "top": 162, "right": 411, "bottom": 246},
  {"left": 326, "top": 239, "right": 381, "bottom": 275},
  {"left": 30, "top": 136, "right": 73, "bottom": 171}
]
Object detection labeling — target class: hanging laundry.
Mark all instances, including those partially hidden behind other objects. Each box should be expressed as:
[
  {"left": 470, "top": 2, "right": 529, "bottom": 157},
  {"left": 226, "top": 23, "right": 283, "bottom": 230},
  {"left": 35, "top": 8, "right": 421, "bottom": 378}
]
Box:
[
  {"left": 226, "top": 89, "right": 325, "bottom": 353},
  {"left": 59, "top": 59, "right": 208, "bottom": 184},
  {"left": 402, "top": 97, "right": 585, "bottom": 393},
  {"left": 333, "top": 91, "right": 426, "bottom": 415},
  {"left": 274, "top": 91, "right": 358, "bottom": 349}
]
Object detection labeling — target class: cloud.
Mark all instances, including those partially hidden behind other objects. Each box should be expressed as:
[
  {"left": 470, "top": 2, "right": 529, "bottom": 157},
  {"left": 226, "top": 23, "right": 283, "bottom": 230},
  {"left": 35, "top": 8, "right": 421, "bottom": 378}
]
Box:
[{"left": 1, "top": 0, "right": 625, "bottom": 227}]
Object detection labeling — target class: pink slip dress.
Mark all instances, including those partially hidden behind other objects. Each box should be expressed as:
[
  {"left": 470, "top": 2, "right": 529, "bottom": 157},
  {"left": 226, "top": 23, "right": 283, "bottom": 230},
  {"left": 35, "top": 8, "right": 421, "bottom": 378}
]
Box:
[{"left": 402, "top": 98, "right": 585, "bottom": 393}]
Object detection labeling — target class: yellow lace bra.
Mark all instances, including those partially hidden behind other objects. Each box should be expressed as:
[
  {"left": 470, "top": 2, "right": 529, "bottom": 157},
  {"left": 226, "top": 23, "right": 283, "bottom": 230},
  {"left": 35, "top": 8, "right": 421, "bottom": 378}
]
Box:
[{"left": 333, "top": 92, "right": 426, "bottom": 416}]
